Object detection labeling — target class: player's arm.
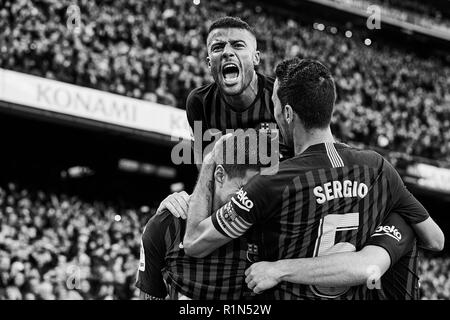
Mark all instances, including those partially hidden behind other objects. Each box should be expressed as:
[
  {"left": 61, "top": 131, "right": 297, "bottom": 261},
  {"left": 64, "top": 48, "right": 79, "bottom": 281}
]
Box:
[
  {"left": 246, "top": 213, "right": 415, "bottom": 293},
  {"left": 384, "top": 160, "right": 444, "bottom": 251},
  {"left": 183, "top": 152, "right": 232, "bottom": 258},
  {"left": 135, "top": 214, "right": 170, "bottom": 299},
  {"left": 245, "top": 246, "right": 390, "bottom": 293},
  {"left": 184, "top": 149, "right": 264, "bottom": 258},
  {"left": 412, "top": 216, "right": 444, "bottom": 251}
]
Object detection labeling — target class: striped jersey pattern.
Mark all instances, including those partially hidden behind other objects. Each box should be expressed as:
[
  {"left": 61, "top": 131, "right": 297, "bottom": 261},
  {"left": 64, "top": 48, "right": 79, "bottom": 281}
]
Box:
[
  {"left": 352, "top": 212, "right": 420, "bottom": 300},
  {"left": 214, "top": 202, "right": 253, "bottom": 239},
  {"left": 214, "top": 142, "right": 429, "bottom": 299},
  {"left": 274, "top": 161, "right": 388, "bottom": 299},
  {"left": 353, "top": 244, "right": 420, "bottom": 300},
  {"left": 162, "top": 212, "right": 249, "bottom": 300},
  {"left": 186, "top": 73, "right": 276, "bottom": 135}
]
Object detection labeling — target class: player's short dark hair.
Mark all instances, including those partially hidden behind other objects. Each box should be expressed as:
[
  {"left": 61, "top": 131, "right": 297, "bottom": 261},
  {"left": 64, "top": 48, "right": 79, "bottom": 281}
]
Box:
[
  {"left": 208, "top": 16, "right": 255, "bottom": 38},
  {"left": 275, "top": 58, "right": 336, "bottom": 130},
  {"left": 219, "top": 130, "right": 273, "bottom": 179}
]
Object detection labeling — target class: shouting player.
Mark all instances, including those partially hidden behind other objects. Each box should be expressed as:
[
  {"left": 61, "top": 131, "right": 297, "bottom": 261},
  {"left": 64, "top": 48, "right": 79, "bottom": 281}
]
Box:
[
  {"left": 182, "top": 58, "right": 444, "bottom": 299},
  {"left": 157, "top": 16, "right": 285, "bottom": 222}
]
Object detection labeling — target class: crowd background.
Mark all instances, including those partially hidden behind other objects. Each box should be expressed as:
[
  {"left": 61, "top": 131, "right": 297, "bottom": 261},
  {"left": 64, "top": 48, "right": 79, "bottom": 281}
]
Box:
[
  {"left": 0, "top": 182, "right": 449, "bottom": 300},
  {"left": 0, "top": 183, "right": 145, "bottom": 300},
  {"left": 329, "top": 0, "right": 450, "bottom": 34},
  {"left": 1, "top": 0, "right": 449, "bottom": 300},
  {"left": 1, "top": 0, "right": 450, "bottom": 162}
]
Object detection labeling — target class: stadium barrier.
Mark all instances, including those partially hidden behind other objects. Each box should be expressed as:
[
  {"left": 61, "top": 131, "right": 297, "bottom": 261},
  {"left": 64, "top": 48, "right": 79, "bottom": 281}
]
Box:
[{"left": 0, "top": 68, "right": 191, "bottom": 141}]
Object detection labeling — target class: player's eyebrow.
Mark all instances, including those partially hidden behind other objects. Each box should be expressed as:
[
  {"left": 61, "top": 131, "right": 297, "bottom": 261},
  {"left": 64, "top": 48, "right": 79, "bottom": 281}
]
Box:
[
  {"left": 230, "top": 40, "right": 247, "bottom": 46},
  {"left": 208, "top": 39, "right": 248, "bottom": 51}
]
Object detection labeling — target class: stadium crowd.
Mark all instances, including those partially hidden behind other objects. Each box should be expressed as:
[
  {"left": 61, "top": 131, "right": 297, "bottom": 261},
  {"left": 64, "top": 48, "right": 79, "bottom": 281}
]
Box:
[
  {"left": 1, "top": 0, "right": 450, "bottom": 162},
  {"left": 329, "top": 0, "right": 450, "bottom": 33},
  {"left": 0, "top": 182, "right": 144, "bottom": 300},
  {"left": 0, "top": 182, "right": 449, "bottom": 300}
]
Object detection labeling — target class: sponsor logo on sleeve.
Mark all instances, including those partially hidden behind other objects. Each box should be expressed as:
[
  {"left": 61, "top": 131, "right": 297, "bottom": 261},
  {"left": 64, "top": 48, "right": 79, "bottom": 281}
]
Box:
[
  {"left": 371, "top": 225, "right": 402, "bottom": 241},
  {"left": 232, "top": 188, "right": 254, "bottom": 212}
]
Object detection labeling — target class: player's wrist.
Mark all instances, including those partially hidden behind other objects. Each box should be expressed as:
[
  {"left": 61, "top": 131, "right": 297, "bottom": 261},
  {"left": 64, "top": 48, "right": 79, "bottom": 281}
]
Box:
[
  {"left": 273, "top": 260, "right": 294, "bottom": 283},
  {"left": 271, "top": 260, "right": 289, "bottom": 284}
]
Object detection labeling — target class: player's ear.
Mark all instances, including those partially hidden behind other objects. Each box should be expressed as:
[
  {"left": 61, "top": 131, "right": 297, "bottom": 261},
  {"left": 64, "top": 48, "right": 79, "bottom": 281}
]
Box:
[
  {"left": 253, "top": 50, "right": 260, "bottom": 66},
  {"left": 284, "top": 105, "right": 294, "bottom": 124},
  {"left": 214, "top": 165, "right": 226, "bottom": 186}
]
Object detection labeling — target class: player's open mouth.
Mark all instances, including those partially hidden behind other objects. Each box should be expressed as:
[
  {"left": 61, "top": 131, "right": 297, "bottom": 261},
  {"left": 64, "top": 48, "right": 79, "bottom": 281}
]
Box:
[{"left": 222, "top": 63, "right": 240, "bottom": 85}]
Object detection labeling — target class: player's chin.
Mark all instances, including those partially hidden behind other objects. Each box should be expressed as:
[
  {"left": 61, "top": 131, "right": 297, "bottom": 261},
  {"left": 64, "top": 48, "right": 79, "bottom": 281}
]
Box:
[{"left": 219, "top": 80, "right": 244, "bottom": 96}]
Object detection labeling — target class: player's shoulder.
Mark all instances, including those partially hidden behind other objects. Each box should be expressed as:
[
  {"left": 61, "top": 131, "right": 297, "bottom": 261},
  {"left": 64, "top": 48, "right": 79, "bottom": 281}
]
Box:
[
  {"left": 143, "top": 210, "right": 181, "bottom": 238},
  {"left": 258, "top": 72, "right": 275, "bottom": 92},
  {"left": 187, "top": 82, "right": 217, "bottom": 103},
  {"left": 380, "top": 212, "right": 412, "bottom": 232},
  {"left": 186, "top": 82, "right": 218, "bottom": 117},
  {"left": 338, "top": 143, "right": 388, "bottom": 168}
]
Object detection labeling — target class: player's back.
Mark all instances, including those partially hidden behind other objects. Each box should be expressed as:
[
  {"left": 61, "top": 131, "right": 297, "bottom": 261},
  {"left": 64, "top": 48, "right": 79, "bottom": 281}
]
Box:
[{"left": 229, "top": 142, "right": 427, "bottom": 299}]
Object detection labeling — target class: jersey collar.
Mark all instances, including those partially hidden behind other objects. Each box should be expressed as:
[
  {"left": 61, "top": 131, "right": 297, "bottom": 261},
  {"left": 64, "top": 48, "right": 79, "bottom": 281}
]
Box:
[{"left": 302, "top": 142, "right": 349, "bottom": 154}]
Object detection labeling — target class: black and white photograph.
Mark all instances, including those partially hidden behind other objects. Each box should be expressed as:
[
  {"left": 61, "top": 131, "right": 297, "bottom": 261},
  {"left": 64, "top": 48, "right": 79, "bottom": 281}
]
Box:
[{"left": 0, "top": 0, "right": 449, "bottom": 307}]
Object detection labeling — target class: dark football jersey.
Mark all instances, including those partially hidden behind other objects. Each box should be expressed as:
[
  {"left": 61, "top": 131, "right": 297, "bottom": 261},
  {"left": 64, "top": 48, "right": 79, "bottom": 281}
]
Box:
[
  {"left": 211, "top": 142, "right": 429, "bottom": 299},
  {"left": 186, "top": 72, "right": 275, "bottom": 135},
  {"left": 355, "top": 213, "right": 420, "bottom": 300},
  {"left": 186, "top": 72, "right": 293, "bottom": 160},
  {"left": 135, "top": 210, "right": 249, "bottom": 299}
]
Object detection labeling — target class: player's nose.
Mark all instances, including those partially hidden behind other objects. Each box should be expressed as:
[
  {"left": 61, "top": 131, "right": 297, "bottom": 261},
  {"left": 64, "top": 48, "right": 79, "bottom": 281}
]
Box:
[{"left": 222, "top": 43, "right": 235, "bottom": 58}]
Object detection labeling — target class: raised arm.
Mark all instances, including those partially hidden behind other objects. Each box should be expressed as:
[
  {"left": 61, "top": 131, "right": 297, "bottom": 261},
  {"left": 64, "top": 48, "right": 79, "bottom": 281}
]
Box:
[
  {"left": 383, "top": 159, "right": 444, "bottom": 251},
  {"left": 183, "top": 153, "right": 231, "bottom": 258}
]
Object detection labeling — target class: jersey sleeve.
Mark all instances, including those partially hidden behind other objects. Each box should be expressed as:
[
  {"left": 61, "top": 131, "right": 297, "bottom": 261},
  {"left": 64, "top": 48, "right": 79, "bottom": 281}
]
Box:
[
  {"left": 211, "top": 175, "right": 271, "bottom": 238},
  {"left": 366, "top": 213, "right": 416, "bottom": 267},
  {"left": 135, "top": 213, "right": 171, "bottom": 298},
  {"left": 383, "top": 160, "right": 430, "bottom": 224}
]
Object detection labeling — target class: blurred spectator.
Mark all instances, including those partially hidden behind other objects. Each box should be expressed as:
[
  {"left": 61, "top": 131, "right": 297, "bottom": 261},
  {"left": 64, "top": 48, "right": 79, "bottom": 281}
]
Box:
[
  {"left": 328, "top": 0, "right": 450, "bottom": 34},
  {"left": 0, "top": 182, "right": 154, "bottom": 300},
  {"left": 420, "top": 254, "right": 450, "bottom": 300}
]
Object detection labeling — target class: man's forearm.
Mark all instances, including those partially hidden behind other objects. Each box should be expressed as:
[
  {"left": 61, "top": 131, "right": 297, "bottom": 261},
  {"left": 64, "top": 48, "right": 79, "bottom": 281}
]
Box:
[
  {"left": 185, "top": 156, "right": 215, "bottom": 241},
  {"left": 274, "top": 247, "right": 390, "bottom": 287}
]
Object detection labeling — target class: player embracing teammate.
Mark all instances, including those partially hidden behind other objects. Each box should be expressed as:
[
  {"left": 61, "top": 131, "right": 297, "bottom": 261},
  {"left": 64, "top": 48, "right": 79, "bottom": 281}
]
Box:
[{"left": 137, "top": 17, "right": 445, "bottom": 300}]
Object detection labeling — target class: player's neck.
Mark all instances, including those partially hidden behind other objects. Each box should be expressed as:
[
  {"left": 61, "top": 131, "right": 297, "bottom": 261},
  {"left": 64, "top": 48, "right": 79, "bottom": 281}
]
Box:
[
  {"left": 222, "top": 72, "right": 259, "bottom": 110},
  {"left": 293, "top": 126, "right": 335, "bottom": 156}
]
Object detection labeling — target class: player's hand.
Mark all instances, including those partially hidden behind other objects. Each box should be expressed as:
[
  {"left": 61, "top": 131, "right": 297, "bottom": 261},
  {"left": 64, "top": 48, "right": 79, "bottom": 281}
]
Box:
[
  {"left": 245, "top": 261, "right": 282, "bottom": 294},
  {"left": 156, "top": 191, "right": 190, "bottom": 219}
]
